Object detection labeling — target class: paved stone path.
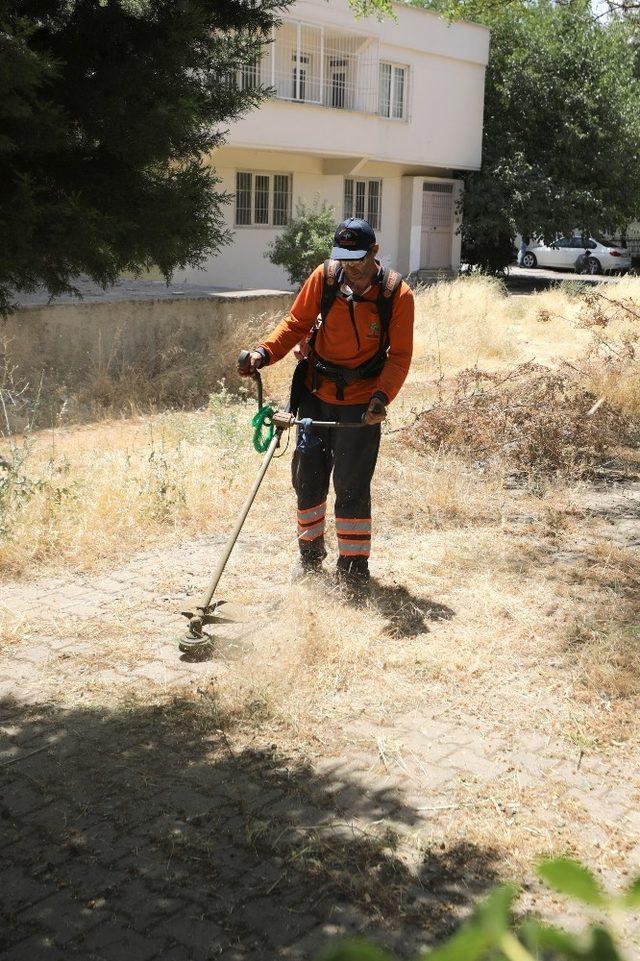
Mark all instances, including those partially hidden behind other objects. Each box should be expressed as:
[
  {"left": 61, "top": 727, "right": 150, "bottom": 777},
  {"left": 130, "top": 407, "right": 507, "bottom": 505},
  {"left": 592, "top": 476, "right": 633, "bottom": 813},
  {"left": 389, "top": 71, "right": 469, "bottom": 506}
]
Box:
[{"left": 2, "top": 529, "right": 639, "bottom": 960}]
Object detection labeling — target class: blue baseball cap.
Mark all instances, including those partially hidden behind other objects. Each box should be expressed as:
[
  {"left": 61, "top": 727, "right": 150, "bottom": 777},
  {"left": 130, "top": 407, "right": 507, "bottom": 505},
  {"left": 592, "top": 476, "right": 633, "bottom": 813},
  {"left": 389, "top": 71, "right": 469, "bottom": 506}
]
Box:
[{"left": 330, "top": 218, "right": 377, "bottom": 260}]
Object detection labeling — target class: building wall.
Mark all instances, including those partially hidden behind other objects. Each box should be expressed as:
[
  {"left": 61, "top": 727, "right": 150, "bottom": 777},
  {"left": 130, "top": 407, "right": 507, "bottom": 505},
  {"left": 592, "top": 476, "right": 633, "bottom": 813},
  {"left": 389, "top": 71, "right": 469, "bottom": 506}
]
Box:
[
  {"left": 229, "top": 60, "right": 486, "bottom": 172},
  {"left": 176, "top": 151, "right": 409, "bottom": 289},
  {"left": 230, "top": 0, "right": 489, "bottom": 170},
  {"left": 175, "top": 0, "right": 488, "bottom": 289}
]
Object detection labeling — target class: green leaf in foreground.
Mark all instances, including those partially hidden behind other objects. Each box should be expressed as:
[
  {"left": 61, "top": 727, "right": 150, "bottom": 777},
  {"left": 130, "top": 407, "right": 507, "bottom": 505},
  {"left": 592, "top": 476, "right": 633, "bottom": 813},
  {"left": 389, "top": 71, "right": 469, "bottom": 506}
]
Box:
[
  {"left": 621, "top": 876, "right": 640, "bottom": 908},
  {"left": 318, "top": 939, "right": 393, "bottom": 961},
  {"left": 474, "top": 884, "right": 519, "bottom": 938},
  {"left": 519, "top": 920, "right": 623, "bottom": 960},
  {"left": 424, "top": 884, "right": 518, "bottom": 961},
  {"left": 423, "top": 922, "right": 489, "bottom": 961},
  {"left": 538, "top": 858, "right": 606, "bottom": 907}
]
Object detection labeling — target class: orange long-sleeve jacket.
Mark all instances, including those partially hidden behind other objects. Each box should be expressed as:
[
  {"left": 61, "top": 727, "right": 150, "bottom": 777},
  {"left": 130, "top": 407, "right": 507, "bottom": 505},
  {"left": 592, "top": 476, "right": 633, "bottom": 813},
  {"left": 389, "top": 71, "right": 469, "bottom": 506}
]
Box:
[{"left": 259, "top": 263, "right": 414, "bottom": 406}]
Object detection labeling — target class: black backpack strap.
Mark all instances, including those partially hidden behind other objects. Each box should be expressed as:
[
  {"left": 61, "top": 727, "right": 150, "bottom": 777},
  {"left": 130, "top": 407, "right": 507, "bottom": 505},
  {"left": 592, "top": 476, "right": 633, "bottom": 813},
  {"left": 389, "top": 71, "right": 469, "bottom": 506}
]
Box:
[
  {"left": 375, "top": 267, "right": 403, "bottom": 346},
  {"left": 303, "top": 261, "right": 341, "bottom": 369},
  {"left": 320, "top": 259, "right": 342, "bottom": 323}
]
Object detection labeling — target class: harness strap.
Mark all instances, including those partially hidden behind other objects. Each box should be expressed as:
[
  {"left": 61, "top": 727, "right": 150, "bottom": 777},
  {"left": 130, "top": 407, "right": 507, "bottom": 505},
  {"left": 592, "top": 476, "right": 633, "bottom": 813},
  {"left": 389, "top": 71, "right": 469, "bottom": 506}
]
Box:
[{"left": 310, "top": 260, "right": 403, "bottom": 400}]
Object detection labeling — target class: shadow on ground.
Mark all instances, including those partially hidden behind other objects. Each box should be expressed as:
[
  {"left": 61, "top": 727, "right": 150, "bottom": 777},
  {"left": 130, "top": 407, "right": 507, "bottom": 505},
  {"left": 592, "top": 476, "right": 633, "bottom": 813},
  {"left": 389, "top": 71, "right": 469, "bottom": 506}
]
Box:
[
  {"left": 345, "top": 580, "right": 455, "bottom": 638},
  {"left": 1, "top": 694, "right": 499, "bottom": 960}
]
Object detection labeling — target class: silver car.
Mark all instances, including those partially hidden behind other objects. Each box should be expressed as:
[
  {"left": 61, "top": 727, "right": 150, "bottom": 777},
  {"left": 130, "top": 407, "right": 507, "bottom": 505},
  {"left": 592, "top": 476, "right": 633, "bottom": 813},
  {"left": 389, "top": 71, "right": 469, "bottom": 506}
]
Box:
[{"left": 521, "top": 236, "right": 631, "bottom": 274}]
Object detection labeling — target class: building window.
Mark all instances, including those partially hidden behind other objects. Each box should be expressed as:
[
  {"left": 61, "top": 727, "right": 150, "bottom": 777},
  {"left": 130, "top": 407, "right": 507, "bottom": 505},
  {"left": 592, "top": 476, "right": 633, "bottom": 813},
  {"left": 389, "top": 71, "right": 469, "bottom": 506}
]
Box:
[
  {"left": 236, "top": 172, "right": 252, "bottom": 226},
  {"left": 343, "top": 179, "right": 382, "bottom": 230},
  {"left": 379, "top": 62, "right": 406, "bottom": 120},
  {"left": 240, "top": 60, "right": 260, "bottom": 91},
  {"left": 273, "top": 175, "right": 291, "bottom": 226},
  {"left": 329, "top": 57, "right": 348, "bottom": 109},
  {"left": 254, "top": 175, "right": 270, "bottom": 225},
  {"left": 235, "top": 172, "right": 292, "bottom": 227},
  {"left": 291, "top": 52, "right": 310, "bottom": 101}
]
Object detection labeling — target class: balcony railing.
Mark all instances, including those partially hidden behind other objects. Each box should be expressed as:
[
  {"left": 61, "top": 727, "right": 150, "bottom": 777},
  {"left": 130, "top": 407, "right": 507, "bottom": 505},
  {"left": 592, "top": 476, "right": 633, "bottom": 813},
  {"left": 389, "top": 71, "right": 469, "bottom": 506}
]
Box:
[{"left": 238, "top": 20, "right": 397, "bottom": 117}]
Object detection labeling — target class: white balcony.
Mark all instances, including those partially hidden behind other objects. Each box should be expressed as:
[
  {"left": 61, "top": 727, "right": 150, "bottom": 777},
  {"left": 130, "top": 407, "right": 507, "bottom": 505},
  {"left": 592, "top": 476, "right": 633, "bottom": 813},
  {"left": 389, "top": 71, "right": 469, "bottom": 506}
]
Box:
[
  {"left": 228, "top": 1, "right": 489, "bottom": 175},
  {"left": 244, "top": 19, "right": 400, "bottom": 119}
]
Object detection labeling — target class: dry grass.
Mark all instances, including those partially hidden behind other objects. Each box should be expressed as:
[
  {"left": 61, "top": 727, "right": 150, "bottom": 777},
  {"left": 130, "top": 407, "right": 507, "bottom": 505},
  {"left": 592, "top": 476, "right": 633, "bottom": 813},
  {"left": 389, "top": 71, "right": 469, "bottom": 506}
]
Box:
[
  {"left": 411, "top": 275, "right": 585, "bottom": 376},
  {"left": 2, "top": 277, "right": 640, "bottom": 956},
  {"left": 0, "top": 307, "right": 288, "bottom": 431},
  {"left": 0, "top": 394, "right": 259, "bottom": 575},
  {"left": 408, "top": 275, "right": 640, "bottom": 416},
  {"left": 0, "top": 605, "right": 26, "bottom": 648},
  {"left": 410, "top": 362, "right": 638, "bottom": 476},
  {"left": 2, "top": 276, "right": 639, "bottom": 753}
]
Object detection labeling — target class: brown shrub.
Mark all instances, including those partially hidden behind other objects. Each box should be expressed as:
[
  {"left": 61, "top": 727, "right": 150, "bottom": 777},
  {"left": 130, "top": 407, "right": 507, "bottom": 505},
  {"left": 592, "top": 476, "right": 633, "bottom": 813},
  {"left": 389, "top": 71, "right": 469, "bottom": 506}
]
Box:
[{"left": 408, "top": 361, "right": 638, "bottom": 476}]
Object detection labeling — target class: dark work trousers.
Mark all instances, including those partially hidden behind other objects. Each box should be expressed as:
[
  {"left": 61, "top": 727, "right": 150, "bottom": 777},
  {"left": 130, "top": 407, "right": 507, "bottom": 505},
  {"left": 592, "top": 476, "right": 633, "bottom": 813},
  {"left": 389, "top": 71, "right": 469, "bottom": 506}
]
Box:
[{"left": 292, "top": 387, "right": 381, "bottom": 561}]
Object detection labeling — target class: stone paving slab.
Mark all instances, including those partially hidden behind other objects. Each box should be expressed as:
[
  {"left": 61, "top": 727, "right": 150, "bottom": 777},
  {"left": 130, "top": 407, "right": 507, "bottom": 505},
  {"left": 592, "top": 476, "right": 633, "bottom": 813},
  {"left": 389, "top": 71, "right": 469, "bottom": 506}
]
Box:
[{"left": 2, "top": 538, "right": 640, "bottom": 959}]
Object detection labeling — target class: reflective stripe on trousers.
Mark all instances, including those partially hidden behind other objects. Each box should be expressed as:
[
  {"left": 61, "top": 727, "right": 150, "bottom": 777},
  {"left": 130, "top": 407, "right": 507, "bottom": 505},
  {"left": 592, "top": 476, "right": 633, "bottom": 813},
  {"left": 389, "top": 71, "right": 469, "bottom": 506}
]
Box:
[
  {"left": 297, "top": 500, "right": 327, "bottom": 542},
  {"left": 292, "top": 387, "right": 381, "bottom": 559},
  {"left": 335, "top": 516, "right": 371, "bottom": 558}
]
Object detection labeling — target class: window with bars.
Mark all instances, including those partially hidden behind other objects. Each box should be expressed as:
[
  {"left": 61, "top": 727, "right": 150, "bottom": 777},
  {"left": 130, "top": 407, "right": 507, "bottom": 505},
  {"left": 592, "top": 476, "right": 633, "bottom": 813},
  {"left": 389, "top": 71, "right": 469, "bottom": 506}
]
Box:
[
  {"left": 291, "top": 52, "right": 310, "bottom": 101},
  {"left": 235, "top": 172, "right": 292, "bottom": 227},
  {"left": 343, "top": 179, "right": 382, "bottom": 230},
  {"left": 220, "top": 59, "right": 261, "bottom": 93},
  {"left": 379, "top": 62, "right": 407, "bottom": 120}
]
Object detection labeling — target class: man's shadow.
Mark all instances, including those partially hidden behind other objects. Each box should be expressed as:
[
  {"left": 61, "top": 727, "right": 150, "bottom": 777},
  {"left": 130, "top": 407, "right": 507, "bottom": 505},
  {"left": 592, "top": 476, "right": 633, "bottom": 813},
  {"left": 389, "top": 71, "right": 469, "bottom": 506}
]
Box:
[{"left": 333, "top": 577, "right": 455, "bottom": 638}]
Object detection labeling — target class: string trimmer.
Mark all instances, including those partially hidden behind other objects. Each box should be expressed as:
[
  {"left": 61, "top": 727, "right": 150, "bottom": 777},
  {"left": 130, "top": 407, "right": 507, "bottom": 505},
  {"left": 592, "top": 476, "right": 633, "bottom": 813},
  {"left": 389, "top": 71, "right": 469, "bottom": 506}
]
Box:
[{"left": 178, "top": 350, "right": 374, "bottom": 654}]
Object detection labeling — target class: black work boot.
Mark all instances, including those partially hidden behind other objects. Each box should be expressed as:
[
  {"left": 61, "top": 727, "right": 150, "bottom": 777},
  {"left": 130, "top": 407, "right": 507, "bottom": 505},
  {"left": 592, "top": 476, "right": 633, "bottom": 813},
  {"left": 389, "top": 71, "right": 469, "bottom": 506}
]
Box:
[
  {"left": 335, "top": 555, "right": 371, "bottom": 592},
  {"left": 290, "top": 545, "right": 326, "bottom": 583}
]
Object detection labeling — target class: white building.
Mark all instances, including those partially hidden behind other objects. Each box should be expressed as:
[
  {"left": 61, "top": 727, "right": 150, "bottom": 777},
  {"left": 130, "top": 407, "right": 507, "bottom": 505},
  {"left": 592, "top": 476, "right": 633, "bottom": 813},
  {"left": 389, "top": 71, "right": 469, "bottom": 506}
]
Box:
[{"left": 181, "top": 0, "right": 490, "bottom": 290}]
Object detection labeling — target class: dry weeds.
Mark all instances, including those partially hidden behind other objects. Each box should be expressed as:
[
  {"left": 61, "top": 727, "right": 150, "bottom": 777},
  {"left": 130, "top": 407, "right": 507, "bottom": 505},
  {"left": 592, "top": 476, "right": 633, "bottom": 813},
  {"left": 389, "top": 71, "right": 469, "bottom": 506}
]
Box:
[{"left": 410, "top": 362, "right": 638, "bottom": 476}]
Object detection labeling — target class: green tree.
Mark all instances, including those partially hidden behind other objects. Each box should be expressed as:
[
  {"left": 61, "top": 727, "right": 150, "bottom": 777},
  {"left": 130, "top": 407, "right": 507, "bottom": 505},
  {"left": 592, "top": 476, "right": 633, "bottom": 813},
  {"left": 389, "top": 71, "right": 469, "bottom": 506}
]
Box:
[
  {"left": 265, "top": 198, "right": 335, "bottom": 287},
  {"left": 464, "top": 1, "right": 640, "bottom": 270},
  {"left": 406, "top": 0, "right": 640, "bottom": 270},
  {"left": 0, "top": 0, "right": 286, "bottom": 313}
]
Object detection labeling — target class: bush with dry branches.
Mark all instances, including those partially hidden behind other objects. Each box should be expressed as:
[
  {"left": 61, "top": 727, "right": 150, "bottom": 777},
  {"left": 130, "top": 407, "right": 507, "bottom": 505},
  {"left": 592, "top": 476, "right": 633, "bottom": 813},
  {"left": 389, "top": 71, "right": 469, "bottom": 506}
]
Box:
[{"left": 408, "top": 289, "right": 640, "bottom": 477}]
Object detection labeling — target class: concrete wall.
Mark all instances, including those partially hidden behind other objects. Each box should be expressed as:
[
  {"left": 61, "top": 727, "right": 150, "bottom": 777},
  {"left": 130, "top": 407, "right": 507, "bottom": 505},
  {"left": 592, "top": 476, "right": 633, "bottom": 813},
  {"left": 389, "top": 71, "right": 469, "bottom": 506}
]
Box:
[{"left": 2, "top": 292, "right": 294, "bottom": 382}]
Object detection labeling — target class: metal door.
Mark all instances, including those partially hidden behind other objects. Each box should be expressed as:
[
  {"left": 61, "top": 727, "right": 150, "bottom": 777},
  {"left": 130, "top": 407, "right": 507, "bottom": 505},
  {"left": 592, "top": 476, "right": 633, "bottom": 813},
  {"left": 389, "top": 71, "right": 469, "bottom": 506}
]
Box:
[{"left": 420, "top": 183, "right": 453, "bottom": 269}]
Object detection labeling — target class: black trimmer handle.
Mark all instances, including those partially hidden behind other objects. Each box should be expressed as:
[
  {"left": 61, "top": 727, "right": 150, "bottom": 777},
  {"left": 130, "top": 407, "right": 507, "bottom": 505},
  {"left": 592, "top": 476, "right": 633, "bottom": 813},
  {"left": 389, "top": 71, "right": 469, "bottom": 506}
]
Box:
[{"left": 237, "top": 350, "right": 264, "bottom": 411}]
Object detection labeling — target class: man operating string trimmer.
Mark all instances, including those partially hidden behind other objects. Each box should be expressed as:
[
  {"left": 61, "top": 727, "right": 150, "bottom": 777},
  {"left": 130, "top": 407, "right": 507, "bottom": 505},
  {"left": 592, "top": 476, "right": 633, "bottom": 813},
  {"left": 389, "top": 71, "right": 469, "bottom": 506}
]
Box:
[{"left": 238, "top": 218, "right": 414, "bottom": 588}]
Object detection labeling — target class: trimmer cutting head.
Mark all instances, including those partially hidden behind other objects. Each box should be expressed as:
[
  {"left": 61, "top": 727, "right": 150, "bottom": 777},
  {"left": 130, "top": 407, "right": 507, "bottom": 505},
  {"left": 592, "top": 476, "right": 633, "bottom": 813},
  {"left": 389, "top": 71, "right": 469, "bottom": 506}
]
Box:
[{"left": 178, "top": 600, "right": 229, "bottom": 654}]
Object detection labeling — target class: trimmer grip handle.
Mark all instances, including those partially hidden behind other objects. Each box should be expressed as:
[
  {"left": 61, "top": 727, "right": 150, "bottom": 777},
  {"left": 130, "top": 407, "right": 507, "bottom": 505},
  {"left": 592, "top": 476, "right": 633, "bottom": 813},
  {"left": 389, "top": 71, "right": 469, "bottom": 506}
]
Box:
[
  {"left": 237, "top": 349, "right": 252, "bottom": 374},
  {"left": 237, "top": 349, "right": 264, "bottom": 411}
]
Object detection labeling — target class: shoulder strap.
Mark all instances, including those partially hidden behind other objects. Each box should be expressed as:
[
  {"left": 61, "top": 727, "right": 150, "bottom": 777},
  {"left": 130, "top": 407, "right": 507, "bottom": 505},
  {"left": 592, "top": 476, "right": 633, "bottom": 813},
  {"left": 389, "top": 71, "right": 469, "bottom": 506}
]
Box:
[
  {"left": 375, "top": 268, "right": 403, "bottom": 343},
  {"left": 320, "top": 259, "right": 342, "bottom": 323}
]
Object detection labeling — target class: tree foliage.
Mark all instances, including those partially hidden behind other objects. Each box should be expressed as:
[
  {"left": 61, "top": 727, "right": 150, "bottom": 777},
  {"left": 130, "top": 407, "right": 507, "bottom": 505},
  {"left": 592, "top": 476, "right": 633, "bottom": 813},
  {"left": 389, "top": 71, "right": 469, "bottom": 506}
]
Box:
[
  {"left": 464, "top": 0, "right": 640, "bottom": 269},
  {"left": 407, "top": 0, "right": 640, "bottom": 271},
  {"left": 0, "top": 0, "right": 287, "bottom": 312},
  {"left": 265, "top": 198, "right": 336, "bottom": 287}
]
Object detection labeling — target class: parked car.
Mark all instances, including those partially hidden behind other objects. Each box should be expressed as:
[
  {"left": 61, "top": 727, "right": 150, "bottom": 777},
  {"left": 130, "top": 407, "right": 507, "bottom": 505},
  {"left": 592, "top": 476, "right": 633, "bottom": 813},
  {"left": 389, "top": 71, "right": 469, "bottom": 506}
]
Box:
[{"left": 521, "top": 237, "right": 631, "bottom": 274}]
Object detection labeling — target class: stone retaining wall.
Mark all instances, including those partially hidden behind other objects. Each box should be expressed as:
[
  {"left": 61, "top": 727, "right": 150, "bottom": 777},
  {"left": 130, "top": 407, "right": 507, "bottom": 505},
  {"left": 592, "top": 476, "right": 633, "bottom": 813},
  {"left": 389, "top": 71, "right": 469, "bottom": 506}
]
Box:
[{"left": 2, "top": 291, "right": 293, "bottom": 381}]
